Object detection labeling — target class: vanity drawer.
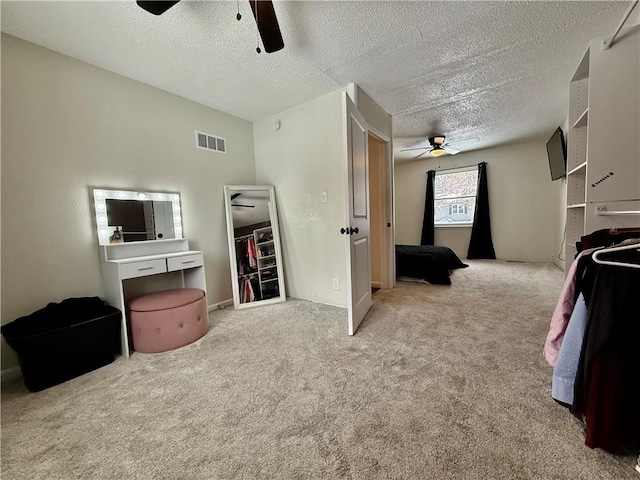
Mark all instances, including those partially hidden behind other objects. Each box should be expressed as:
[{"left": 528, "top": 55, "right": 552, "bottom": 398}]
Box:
[
  {"left": 119, "top": 259, "right": 167, "bottom": 280},
  {"left": 167, "top": 253, "right": 204, "bottom": 272}
]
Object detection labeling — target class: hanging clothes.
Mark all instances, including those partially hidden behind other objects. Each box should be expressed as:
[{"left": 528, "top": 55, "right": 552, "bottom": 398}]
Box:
[
  {"left": 250, "top": 276, "right": 261, "bottom": 301},
  {"left": 552, "top": 293, "right": 588, "bottom": 406},
  {"left": 570, "top": 261, "right": 640, "bottom": 452},
  {"left": 547, "top": 241, "right": 640, "bottom": 453},
  {"left": 544, "top": 248, "right": 599, "bottom": 366},
  {"left": 247, "top": 237, "right": 257, "bottom": 269},
  {"left": 238, "top": 276, "right": 256, "bottom": 303}
]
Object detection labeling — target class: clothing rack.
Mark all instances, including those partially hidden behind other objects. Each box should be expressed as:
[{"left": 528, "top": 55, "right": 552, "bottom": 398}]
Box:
[
  {"left": 235, "top": 234, "right": 254, "bottom": 240},
  {"left": 592, "top": 241, "right": 640, "bottom": 269},
  {"left": 596, "top": 209, "right": 640, "bottom": 216},
  {"left": 603, "top": 0, "right": 638, "bottom": 50}
]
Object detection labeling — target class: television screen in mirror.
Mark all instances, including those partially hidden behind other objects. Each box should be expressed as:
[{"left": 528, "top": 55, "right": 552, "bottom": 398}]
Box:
[
  {"left": 224, "top": 185, "right": 286, "bottom": 309},
  {"left": 93, "top": 189, "right": 182, "bottom": 245}
]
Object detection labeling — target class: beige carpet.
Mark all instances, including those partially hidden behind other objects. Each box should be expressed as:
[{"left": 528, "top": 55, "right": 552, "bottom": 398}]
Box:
[{"left": 1, "top": 261, "right": 636, "bottom": 479}]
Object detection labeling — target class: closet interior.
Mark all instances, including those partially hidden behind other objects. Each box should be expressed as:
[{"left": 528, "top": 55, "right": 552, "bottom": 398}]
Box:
[{"left": 235, "top": 225, "right": 280, "bottom": 304}]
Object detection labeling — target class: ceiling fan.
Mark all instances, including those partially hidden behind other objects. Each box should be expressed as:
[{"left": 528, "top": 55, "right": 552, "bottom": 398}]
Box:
[
  {"left": 136, "top": 0, "right": 284, "bottom": 53},
  {"left": 401, "top": 135, "right": 461, "bottom": 160},
  {"left": 230, "top": 193, "right": 255, "bottom": 208}
]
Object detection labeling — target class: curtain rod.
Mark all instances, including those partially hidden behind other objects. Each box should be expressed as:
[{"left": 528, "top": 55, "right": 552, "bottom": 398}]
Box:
[
  {"left": 604, "top": 0, "right": 638, "bottom": 50},
  {"left": 427, "top": 163, "right": 485, "bottom": 174}
]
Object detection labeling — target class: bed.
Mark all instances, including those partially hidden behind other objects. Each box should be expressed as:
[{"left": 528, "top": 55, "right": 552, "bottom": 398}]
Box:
[{"left": 395, "top": 245, "right": 468, "bottom": 285}]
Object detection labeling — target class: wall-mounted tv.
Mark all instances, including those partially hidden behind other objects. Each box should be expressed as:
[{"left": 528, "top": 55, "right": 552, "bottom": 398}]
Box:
[{"left": 546, "top": 127, "right": 567, "bottom": 181}]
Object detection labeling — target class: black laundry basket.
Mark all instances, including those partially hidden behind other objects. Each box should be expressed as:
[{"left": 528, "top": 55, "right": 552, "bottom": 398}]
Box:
[{"left": 1, "top": 297, "right": 121, "bottom": 392}]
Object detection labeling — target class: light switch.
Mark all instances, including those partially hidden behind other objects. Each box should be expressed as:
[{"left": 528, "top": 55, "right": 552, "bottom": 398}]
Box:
[{"left": 321, "top": 192, "right": 328, "bottom": 203}]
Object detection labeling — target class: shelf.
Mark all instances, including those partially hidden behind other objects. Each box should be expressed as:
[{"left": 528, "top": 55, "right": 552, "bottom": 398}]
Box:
[
  {"left": 238, "top": 273, "right": 257, "bottom": 279},
  {"left": 596, "top": 209, "right": 640, "bottom": 216},
  {"left": 567, "top": 203, "right": 586, "bottom": 209},
  {"left": 567, "top": 162, "right": 587, "bottom": 176},
  {"left": 259, "top": 264, "right": 276, "bottom": 270},
  {"left": 256, "top": 240, "right": 274, "bottom": 246},
  {"left": 571, "top": 46, "right": 590, "bottom": 82},
  {"left": 254, "top": 227, "right": 272, "bottom": 233},
  {"left": 571, "top": 108, "right": 588, "bottom": 129},
  {"left": 258, "top": 254, "right": 276, "bottom": 260},
  {"left": 261, "top": 278, "right": 278, "bottom": 284}
]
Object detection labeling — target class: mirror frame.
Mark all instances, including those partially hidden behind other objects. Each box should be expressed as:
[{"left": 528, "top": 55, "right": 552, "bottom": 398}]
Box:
[
  {"left": 93, "top": 188, "right": 183, "bottom": 245},
  {"left": 224, "top": 185, "right": 286, "bottom": 309}
]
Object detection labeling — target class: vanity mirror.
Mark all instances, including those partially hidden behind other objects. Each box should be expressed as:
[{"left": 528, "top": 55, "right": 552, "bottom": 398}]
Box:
[
  {"left": 224, "top": 185, "right": 286, "bottom": 309},
  {"left": 93, "top": 189, "right": 182, "bottom": 245}
]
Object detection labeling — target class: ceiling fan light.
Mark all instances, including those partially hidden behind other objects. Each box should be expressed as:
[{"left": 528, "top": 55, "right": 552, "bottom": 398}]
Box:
[
  {"left": 432, "top": 135, "right": 446, "bottom": 145},
  {"left": 431, "top": 147, "right": 445, "bottom": 157}
]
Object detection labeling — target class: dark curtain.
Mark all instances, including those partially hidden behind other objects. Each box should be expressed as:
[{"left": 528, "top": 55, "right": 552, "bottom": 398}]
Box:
[
  {"left": 420, "top": 170, "right": 436, "bottom": 245},
  {"left": 467, "top": 162, "right": 496, "bottom": 259}
]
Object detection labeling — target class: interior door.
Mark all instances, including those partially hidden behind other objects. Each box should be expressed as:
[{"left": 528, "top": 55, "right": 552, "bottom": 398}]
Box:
[
  {"left": 152, "top": 201, "right": 175, "bottom": 240},
  {"left": 343, "top": 92, "right": 372, "bottom": 335}
]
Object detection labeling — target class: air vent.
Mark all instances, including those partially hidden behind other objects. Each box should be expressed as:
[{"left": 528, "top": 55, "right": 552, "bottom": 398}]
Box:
[
  {"left": 197, "top": 132, "right": 207, "bottom": 148},
  {"left": 195, "top": 130, "right": 227, "bottom": 154}
]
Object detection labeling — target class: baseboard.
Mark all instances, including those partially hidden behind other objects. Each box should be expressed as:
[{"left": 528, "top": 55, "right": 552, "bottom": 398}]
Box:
[
  {"left": 208, "top": 298, "right": 233, "bottom": 312},
  {"left": 552, "top": 257, "right": 565, "bottom": 271},
  {"left": 1, "top": 366, "right": 22, "bottom": 383}
]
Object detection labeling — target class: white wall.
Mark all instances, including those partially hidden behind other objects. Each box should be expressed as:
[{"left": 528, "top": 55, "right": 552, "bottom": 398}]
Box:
[
  {"left": 552, "top": 120, "right": 570, "bottom": 271},
  {"left": 1, "top": 35, "right": 255, "bottom": 371},
  {"left": 395, "top": 139, "right": 564, "bottom": 262},
  {"left": 253, "top": 90, "right": 348, "bottom": 307},
  {"left": 553, "top": 177, "right": 567, "bottom": 271},
  {"left": 356, "top": 87, "right": 393, "bottom": 138}
]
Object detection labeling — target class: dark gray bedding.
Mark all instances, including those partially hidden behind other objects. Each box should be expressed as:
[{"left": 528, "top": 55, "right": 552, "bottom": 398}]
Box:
[{"left": 395, "top": 245, "right": 468, "bottom": 285}]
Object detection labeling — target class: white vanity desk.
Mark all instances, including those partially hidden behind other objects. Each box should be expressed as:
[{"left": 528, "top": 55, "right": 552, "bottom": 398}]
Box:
[{"left": 99, "top": 238, "right": 207, "bottom": 358}]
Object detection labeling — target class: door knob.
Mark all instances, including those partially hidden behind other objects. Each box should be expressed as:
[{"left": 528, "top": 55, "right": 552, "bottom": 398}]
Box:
[
  {"left": 349, "top": 227, "right": 359, "bottom": 235},
  {"left": 340, "top": 227, "right": 347, "bottom": 235}
]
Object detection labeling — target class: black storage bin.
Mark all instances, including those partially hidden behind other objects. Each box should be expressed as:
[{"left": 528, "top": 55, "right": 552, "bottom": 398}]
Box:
[{"left": 1, "top": 297, "right": 121, "bottom": 392}]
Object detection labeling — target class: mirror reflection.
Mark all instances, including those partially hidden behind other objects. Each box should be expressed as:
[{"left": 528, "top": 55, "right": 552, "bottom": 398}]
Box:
[
  {"left": 93, "top": 189, "right": 182, "bottom": 245},
  {"left": 224, "top": 186, "right": 286, "bottom": 308}
]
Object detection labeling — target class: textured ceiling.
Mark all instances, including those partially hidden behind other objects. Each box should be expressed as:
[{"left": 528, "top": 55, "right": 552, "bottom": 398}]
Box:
[{"left": 1, "top": 1, "right": 635, "bottom": 161}]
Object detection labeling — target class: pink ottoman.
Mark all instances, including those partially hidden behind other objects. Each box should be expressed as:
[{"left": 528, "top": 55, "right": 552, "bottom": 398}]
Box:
[{"left": 128, "top": 288, "right": 208, "bottom": 353}]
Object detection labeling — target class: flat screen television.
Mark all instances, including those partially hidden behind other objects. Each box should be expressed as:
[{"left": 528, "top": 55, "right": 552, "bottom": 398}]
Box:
[{"left": 546, "top": 127, "right": 567, "bottom": 181}]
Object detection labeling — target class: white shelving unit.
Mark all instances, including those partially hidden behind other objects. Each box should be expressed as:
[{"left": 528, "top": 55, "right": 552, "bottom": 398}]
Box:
[
  {"left": 564, "top": 25, "right": 640, "bottom": 270},
  {"left": 234, "top": 226, "right": 281, "bottom": 302},
  {"left": 254, "top": 226, "right": 280, "bottom": 300}
]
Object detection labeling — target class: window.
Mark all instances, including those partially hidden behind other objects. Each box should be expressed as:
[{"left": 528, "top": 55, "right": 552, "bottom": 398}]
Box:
[
  {"left": 448, "top": 204, "right": 467, "bottom": 215},
  {"left": 434, "top": 168, "right": 478, "bottom": 225}
]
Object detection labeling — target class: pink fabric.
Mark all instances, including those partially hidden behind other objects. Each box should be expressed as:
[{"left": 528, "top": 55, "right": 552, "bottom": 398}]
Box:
[
  {"left": 543, "top": 248, "right": 598, "bottom": 366},
  {"left": 247, "top": 238, "right": 257, "bottom": 269},
  {"left": 129, "top": 289, "right": 208, "bottom": 353},
  {"left": 129, "top": 288, "right": 204, "bottom": 312}
]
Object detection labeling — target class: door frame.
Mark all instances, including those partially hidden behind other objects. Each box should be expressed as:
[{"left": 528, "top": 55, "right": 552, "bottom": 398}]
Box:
[{"left": 367, "top": 124, "right": 396, "bottom": 289}]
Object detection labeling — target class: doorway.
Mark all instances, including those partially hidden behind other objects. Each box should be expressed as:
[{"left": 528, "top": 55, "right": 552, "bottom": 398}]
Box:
[{"left": 368, "top": 132, "right": 393, "bottom": 290}]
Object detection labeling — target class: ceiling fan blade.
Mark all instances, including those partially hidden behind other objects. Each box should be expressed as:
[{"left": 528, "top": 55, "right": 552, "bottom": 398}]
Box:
[
  {"left": 230, "top": 193, "right": 242, "bottom": 200},
  {"left": 136, "top": 1, "right": 180, "bottom": 15},
  {"left": 443, "top": 146, "right": 460, "bottom": 155},
  {"left": 232, "top": 204, "right": 255, "bottom": 208},
  {"left": 412, "top": 150, "right": 432, "bottom": 160},
  {"left": 400, "top": 147, "right": 430, "bottom": 152},
  {"left": 249, "top": 0, "right": 284, "bottom": 53}
]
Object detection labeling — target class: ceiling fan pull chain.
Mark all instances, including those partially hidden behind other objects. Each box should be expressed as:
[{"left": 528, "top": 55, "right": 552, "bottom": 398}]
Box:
[
  {"left": 255, "top": 0, "right": 261, "bottom": 53},
  {"left": 236, "top": 0, "right": 241, "bottom": 21}
]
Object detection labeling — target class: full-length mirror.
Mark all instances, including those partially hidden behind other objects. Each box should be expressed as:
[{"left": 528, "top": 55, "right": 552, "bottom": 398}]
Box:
[
  {"left": 224, "top": 185, "right": 286, "bottom": 309},
  {"left": 93, "top": 189, "right": 182, "bottom": 245}
]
